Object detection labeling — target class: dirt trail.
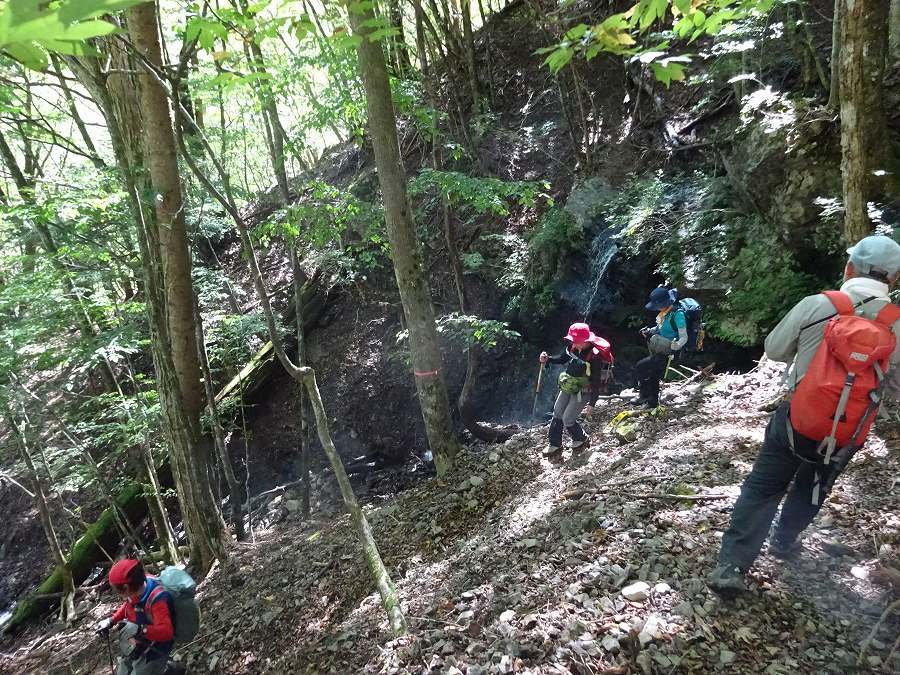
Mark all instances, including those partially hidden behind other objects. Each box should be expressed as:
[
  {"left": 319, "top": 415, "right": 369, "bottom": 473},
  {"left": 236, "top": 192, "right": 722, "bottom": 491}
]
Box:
[{"left": 4, "top": 361, "right": 899, "bottom": 674}]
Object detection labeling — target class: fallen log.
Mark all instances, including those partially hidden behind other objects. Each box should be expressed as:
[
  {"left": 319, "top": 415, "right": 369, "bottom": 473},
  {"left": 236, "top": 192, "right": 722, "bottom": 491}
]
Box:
[{"left": 5, "top": 482, "right": 147, "bottom": 633}]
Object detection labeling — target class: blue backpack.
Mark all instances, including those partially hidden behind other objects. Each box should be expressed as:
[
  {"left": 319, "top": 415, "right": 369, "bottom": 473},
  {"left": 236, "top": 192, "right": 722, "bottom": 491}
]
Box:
[{"left": 668, "top": 298, "right": 705, "bottom": 351}]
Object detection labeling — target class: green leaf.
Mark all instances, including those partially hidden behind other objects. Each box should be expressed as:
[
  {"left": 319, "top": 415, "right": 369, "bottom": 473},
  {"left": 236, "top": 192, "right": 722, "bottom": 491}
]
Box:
[
  {"left": 4, "top": 40, "right": 48, "bottom": 69},
  {"left": 564, "top": 23, "right": 588, "bottom": 40},
  {"left": 543, "top": 46, "right": 574, "bottom": 73},
  {"left": 650, "top": 60, "right": 686, "bottom": 86},
  {"left": 692, "top": 10, "right": 706, "bottom": 26}
]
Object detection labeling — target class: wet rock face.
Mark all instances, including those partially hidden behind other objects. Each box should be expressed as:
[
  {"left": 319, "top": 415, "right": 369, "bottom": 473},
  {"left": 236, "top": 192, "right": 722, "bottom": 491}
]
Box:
[{"left": 724, "top": 100, "right": 841, "bottom": 234}]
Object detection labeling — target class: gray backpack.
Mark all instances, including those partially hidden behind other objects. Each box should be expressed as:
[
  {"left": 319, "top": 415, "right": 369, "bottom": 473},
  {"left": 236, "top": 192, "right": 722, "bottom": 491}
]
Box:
[{"left": 159, "top": 567, "right": 201, "bottom": 644}]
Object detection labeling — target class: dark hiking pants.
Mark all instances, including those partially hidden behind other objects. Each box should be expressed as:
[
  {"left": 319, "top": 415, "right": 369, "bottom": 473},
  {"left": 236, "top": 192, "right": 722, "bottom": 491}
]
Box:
[
  {"left": 634, "top": 354, "right": 668, "bottom": 407},
  {"left": 718, "top": 402, "right": 842, "bottom": 571}
]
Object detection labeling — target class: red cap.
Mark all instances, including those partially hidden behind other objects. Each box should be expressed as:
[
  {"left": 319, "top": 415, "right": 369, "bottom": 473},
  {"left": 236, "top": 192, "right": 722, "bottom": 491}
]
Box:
[
  {"left": 109, "top": 558, "right": 140, "bottom": 585},
  {"left": 564, "top": 323, "right": 594, "bottom": 344}
]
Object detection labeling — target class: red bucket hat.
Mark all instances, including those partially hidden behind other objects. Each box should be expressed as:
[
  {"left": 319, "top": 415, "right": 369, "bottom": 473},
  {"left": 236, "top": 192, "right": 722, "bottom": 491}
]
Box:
[
  {"left": 109, "top": 558, "right": 141, "bottom": 585},
  {"left": 564, "top": 323, "right": 595, "bottom": 344}
]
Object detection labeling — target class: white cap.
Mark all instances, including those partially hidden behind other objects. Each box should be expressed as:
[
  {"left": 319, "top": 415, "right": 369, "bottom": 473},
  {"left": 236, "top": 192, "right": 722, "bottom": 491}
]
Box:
[{"left": 846, "top": 235, "right": 900, "bottom": 276}]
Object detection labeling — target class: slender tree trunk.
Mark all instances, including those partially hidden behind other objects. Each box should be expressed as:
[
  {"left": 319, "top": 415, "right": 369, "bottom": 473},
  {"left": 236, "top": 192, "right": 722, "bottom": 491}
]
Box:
[
  {"left": 389, "top": 3, "right": 414, "bottom": 77},
  {"left": 48, "top": 55, "right": 104, "bottom": 168},
  {"left": 125, "top": 2, "right": 228, "bottom": 570},
  {"left": 828, "top": 0, "right": 843, "bottom": 110},
  {"left": 139, "top": 443, "right": 182, "bottom": 563},
  {"left": 839, "top": 0, "right": 889, "bottom": 243},
  {"left": 4, "top": 408, "right": 76, "bottom": 623},
  {"left": 235, "top": 0, "right": 294, "bottom": 202},
  {"left": 460, "top": 0, "right": 481, "bottom": 112},
  {"left": 304, "top": 373, "right": 407, "bottom": 634},
  {"left": 290, "top": 247, "right": 311, "bottom": 518},
  {"left": 890, "top": 0, "right": 900, "bottom": 65},
  {"left": 348, "top": 0, "right": 461, "bottom": 475},
  {"left": 194, "top": 298, "right": 246, "bottom": 539}
]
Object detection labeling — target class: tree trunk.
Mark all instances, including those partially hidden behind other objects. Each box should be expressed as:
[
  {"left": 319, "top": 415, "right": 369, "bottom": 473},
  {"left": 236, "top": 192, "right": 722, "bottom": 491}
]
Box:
[
  {"left": 290, "top": 247, "right": 311, "bottom": 519},
  {"left": 126, "top": 3, "right": 205, "bottom": 428},
  {"left": 828, "top": 0, "right": 842, "bottom": 110},
  {"left": 195, "top": 298, "right": 246, "bottom": 540},
  {"left": 460, "top": 0, "right": 481, "bottom": 111},
  {"left": 125, "top": 2, "right": 228, "bottom": 571},
  {"left": 890, "top": 0, "right": 900, "bottom": 65},
  {"left": 48, "top": 54, "right": 104, "bottom": 168},
  {"left": 389, "top": 3, "right": 414, "bottom": 77},
  {"left": 839, "top": 0, "right": 889, "bottom": 244},
  {"left": 348, "top": 0, "right": 461, "bottom": 475},
  {"left": 4, "top": 407, "right": 76, "bottom": 623},
  {"left": 303, "top": 371, "right": 407, "bottom": 635}
]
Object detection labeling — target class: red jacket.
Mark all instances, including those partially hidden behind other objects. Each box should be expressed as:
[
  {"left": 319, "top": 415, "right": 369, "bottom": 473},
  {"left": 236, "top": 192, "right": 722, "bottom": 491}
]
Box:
[{"left": 111, "top": 576, "right": 174, "bottom": 645}]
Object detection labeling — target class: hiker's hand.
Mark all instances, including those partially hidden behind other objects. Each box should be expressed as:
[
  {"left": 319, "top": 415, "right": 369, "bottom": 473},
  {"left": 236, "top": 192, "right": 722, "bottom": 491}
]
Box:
[
  {"left": 96, "top": 618, "right": 112, "bottom": 635},
  {"left": 583, "top": 405, "right": 594, "bottom": 418},
  {"left": 539, "top": 351, "right": 548, "bottom": 363}
]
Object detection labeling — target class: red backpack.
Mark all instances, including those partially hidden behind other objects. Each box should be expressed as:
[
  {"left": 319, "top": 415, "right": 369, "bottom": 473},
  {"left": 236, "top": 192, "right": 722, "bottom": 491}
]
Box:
[{"left": 790, "top": 291, "right": 900, "bottom": 462}]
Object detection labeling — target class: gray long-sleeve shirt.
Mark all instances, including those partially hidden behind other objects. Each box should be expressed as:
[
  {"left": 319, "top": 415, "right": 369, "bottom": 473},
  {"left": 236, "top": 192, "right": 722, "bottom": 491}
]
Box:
[{"left": 764, "top": 277, "right": 900, "bottom": 400}]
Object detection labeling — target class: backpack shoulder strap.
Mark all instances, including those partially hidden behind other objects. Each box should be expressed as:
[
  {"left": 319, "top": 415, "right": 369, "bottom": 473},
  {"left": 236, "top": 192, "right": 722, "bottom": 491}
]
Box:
[
  {"left": 874, "top": 303, "right": 900, "bottom": 329},
  {"left": 822, "top": 290, "right": 854, "bottom": 316}
]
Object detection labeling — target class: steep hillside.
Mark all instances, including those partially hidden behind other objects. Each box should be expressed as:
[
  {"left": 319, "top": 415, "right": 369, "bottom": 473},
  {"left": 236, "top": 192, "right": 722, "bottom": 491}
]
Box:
[{"left": 5, "top": 362, "right": 900, "bottom": 674}]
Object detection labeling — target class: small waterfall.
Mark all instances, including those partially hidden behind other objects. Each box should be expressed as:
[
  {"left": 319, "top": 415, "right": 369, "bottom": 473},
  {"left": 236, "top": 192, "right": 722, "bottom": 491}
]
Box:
[{"left": 580, "top": 225, "right": 619, "bottom": 320}]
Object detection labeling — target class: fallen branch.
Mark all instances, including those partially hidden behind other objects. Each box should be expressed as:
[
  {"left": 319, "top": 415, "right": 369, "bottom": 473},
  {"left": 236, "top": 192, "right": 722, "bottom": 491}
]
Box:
[
  {"left": 858, "top": 598, "right": 900, "bottom": 666},
  {"left": 0, "top": 471, "right": 34, "bottom": 497},
  {"left": 560, "top": 477, "right": 647, "bottom": 500},
  {"left": 619, "top": 491, "right": 731, "bottom": 502},
  {"left": 675, "top": 363, "right": 716, "bottom": 387},
  {"left": 32, "top": 581, "right": 106, "bottom": 601}
]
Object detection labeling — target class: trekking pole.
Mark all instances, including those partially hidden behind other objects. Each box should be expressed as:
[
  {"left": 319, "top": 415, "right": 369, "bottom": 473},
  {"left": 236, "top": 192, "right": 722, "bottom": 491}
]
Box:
[
  {"left": 663, "top": 354, "right": 673, "bottom": 381},
  {"left": 105, "top": 630, "right": 115, "bottom": 675},
  {"left": 531, "top": 361, "right": 545, "bottom": 417}
]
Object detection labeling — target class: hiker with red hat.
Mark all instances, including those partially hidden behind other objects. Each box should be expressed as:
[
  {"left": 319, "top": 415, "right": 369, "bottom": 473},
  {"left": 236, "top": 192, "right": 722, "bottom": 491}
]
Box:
[
  {"left": 96, "top": 558, "right": 174, "bottom": 675},
  {"left": 708, "top": 235, "right": 900, "bottom": 596},
  {"left": 539, "top": 322, "right": 614, "bottom": 458}
]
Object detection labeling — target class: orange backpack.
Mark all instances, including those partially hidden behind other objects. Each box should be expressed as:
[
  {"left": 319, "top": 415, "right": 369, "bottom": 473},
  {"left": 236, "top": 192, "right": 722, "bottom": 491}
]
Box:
[{"left": 790, "top": 291, "right": 900, "bottom": 463}]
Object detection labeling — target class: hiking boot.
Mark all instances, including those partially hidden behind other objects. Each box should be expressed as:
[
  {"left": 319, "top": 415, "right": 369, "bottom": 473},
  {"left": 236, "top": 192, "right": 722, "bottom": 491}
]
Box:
[
  {"left": 570, "top": 438, "right": 590, "bottom": 454},
  {"left": 768, "top": 536, "right": 802, "bottom": 560},
  {"left": 542, "top": 445, "right": 562, "bottom": 459},
  {"left": 706, "top": 564, "right": 746, "bottom": 597}
]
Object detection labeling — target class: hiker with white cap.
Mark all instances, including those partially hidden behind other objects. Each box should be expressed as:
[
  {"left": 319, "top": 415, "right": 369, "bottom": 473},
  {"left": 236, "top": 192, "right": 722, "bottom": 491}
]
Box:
[
  {"left": 708, "top": 234, "right": 900, "bottom": 596},
  {"left": 539, "top": 323, "right": 614, "bottom": 458}
]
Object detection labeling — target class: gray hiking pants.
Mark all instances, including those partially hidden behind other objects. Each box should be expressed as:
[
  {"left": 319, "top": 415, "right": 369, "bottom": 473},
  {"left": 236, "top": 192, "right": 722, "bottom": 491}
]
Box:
[
  {"left": 116, "top": 623, "right": 168, "bottom": 675},
  {"left": 718, "top": 403, "right": 843, "bottom": 571},
  {"left": 552, "top": 391, "right": 588, "bottom": 427}
]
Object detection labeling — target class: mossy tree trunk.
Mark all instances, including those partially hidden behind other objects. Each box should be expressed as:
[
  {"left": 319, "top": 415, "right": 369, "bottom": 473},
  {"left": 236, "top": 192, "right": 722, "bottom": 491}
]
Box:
[
  {"left": 348, "top": 0, "right": 461, "bottom": 475},
  {"left": 838, "top": 0, "right": 889, "bottom": 244}
]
